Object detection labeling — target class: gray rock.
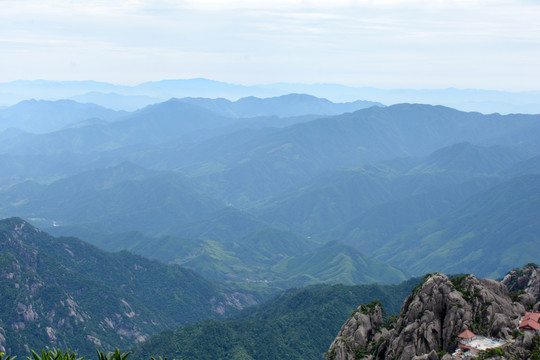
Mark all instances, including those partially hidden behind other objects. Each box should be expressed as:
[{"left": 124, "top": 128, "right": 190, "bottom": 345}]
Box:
[
  {"left": 326, "top": 303, "right": 383, "bottom": 360},
  {"left": 327, "top": 266, "right": 540, "bottom": 360}
]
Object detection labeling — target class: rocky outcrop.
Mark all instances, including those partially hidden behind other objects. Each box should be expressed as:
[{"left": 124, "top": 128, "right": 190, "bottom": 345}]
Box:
[
  {"left": 502, "top": 263, "right": 540, "bottom": 311},
  {"left": 327, "top": 267, "right": 540, "bottom": 360},
  {"left": 326, "top": 301, "right": 383, "bottom": 360}
]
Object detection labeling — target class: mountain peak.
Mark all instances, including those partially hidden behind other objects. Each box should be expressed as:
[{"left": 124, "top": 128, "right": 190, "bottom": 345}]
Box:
[{"left": 0, "top": 217, "right": 40, "bottom": 238}]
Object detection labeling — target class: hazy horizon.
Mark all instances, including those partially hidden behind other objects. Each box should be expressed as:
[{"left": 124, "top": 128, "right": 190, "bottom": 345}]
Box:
[{"left": 1, "top": 0, "right": 539, "bottom": 92}]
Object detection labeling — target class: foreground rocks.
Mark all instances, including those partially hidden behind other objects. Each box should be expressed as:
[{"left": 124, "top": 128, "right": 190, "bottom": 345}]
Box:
[{"left": 327, "top": 264, "right": 540, "bottom": 360}]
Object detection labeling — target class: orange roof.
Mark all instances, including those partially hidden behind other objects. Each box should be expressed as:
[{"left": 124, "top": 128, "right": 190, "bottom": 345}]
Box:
[
  {"left": 519, "top": 312, "right": 540, "bottom": 331},
  {"left": 458, "top": 329, "right": 476, "bottom": 339}
]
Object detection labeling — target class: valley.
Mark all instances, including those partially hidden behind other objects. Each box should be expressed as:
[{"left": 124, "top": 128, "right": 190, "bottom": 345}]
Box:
[{"left": 0, "top": 87, "right": 539, "bottom": 359}]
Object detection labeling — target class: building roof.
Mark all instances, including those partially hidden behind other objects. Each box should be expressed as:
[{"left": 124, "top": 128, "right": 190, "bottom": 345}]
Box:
[
  {"left": 458, "top": 329, "right": 476, "bottom": 339},
  {"left": 519, "top": 312, "right": 540, "bottom": 331}
]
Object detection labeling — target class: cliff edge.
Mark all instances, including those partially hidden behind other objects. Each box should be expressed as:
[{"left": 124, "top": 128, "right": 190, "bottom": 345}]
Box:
[{"left": 327, "top": 265, "right": 540, "bottom": 360}]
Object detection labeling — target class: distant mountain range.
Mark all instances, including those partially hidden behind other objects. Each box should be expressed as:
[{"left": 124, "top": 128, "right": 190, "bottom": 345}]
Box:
[
  {"left": 1, "top": 78, "right": 540, "bottom": 114},
  {"left": 0, "top": 94, "right": 381, "bottom": 135},
  {"left": 0, "top": 83, "right": 539, "bottom": 359},
  {"left": 1, "top": 100, "right": 539, "bottom": 284},
  {"left": 0, "top": 99, "right": 125, "bottom": 133}
]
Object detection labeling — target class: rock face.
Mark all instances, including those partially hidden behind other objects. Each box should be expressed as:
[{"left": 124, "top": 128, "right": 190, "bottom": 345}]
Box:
[
  {"left": 502, "top": 263, "right": 540, "bottom": 311},
  {"left": 327, "top": 267, "right": 540, "bottom": 360},
  {"left": 326, "top": 302, "right": 383, "bottom": 360}
]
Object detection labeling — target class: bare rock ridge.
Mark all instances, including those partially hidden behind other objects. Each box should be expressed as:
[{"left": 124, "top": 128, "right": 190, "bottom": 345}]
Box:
[
  {"left": 326, "top": 265, "right": 540, "bottom": 360},
  {"left": 326, "top": 301, "right": 384, "bottom": 360},
  {"left": 502, "top": 264, "right": 540, "bottom": 312}
]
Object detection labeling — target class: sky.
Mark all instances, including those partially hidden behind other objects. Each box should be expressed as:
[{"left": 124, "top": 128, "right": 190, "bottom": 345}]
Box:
[{"left": 0, "top": 0, "right": 539, "bottom": 90}]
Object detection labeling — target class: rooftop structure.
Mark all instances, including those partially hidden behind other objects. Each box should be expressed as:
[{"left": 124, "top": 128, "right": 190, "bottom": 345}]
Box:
[
  {"left": 519, "top": 311, "right": 540, "bottom": 332},
  {"left": 458, "top": 329, "right": 476, "bottom": 340},
  {"left": 454, "top": 329, "right": 507, "bottom": 358}
]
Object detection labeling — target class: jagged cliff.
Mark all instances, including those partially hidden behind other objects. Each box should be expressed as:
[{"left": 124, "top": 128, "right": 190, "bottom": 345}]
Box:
[
  {"left": 327, "top": 265, "right": 540, "bottom": 360},
  {"left": 502, "top": 264, "right": 540, "bottom": 312}
]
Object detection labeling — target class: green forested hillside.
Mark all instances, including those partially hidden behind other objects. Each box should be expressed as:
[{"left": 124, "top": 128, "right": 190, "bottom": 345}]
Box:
[
  {"left": 48, "top": 225, "right": 405, "bottom": 287},
  {"left": 375, "top": 174, "right": 540, "bottom": 277},
  {"left": 0, "top": 218, "right": 259, "bottom": 358},
  {"left": 172, "top": 207, "right": 269, "bottom": 242},
  {"left": 330, "top": 178, "right": 498, "bottom": 253},
  {"left": 132, "top": 279, "right": 420, "bottom": 360},
  {"left": 270, "top": 240, "right": 406, "bottom": 287},
  {"left": 0, "top": 100, "right": 539, "bottom": 326},
  {"left": 0, "top": 164, "right": 222, "bottom": 234},
  {"left": 255, "top": 142, "right": 520, "bottom": 235}
]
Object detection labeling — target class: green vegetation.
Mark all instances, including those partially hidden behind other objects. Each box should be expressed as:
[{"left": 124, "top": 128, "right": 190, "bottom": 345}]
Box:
[
  {"left": 96, "top": 349, "right": 130, "bottom": 360},
  {"left": 133, "top": 280, "right": 420, "bottom": 360},
  {"left": 0, "top": 353, "right": 16, "bottom": 360},
  {"left": 449, "top": 273, "right": 469, "bottom": 293},
  {"left": 0, "top": 218, "right": 260, "bottom": 358},
  {"left": 50, "top": 226, "right": 405, "bottom": 288},
  {"left": 29, "top": 349, "right": 84, "bottom": 360},
  {"left": 374, "top": 174, "right": 540, "bottom": 278},
  {"left": 531, "top": 335, "right": 540, "bottom": 360},
  {"left": 477, "top": 347, "right": 505, "bottom": 359},
  {"left": 1, "top": 100, "right": 540, "bottom": 360},
  {"left": 1, "top": 348, "right": 182, "bottom": 360}
]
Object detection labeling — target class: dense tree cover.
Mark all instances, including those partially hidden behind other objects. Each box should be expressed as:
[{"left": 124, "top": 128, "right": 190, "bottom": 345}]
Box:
[
  {"left": 49, "top": 221, "right": 405, "bottom": 288},
  {"left": 133, "top": 279, "right": 420, "bottom": 360},
  {"left": 1, "top": 99, "right": 540, "bottom": 359},
  {"left": 2, "top": 103, "right": 540, "bottom": 285},
  {"left": 376, "top": 174, "right": 540, "bottom": 278},
  {"left": 0, "top": 218, "right": 260, "bottom": 358}
]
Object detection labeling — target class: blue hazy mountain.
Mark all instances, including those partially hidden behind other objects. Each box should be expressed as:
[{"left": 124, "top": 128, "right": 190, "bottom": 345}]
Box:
[
  {"left": 0, "top": 96, "right": 539, "bottom": 286},
  {"left": 254, "top": 142, "right": 524, "bottom": 235},
  {"left": 0, "top": 99, "right": 125, "bottom": 133},
  {"left": 373, "top": 174, "right": 540, "bottom": 278},
  {"left": 175, "top": 93, "right": 383, "bottom": 118},
  {"left": 0, "top": 163, "right": 222, "bottom": 234},
  {"left": 167, "top": 104, "right": 540, "bottom": 205},
  {"left": 69, "top": 92, "right": 164, "bottom": 111},
  {"left": 2, "top": 78, "right": 540, "bottom": 114}
]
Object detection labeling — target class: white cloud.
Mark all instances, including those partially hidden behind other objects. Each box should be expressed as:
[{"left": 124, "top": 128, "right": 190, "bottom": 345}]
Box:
[{"left": 0, "top": 0, "right": 539, "bottom": 89}]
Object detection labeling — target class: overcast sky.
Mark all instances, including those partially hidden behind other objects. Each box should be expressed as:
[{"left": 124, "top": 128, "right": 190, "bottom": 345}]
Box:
[{"left": 1, "top": 0, "right": 539, "bottom": 90}]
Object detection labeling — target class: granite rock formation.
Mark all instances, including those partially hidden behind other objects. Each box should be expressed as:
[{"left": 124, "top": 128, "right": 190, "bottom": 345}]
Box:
[{"left": 327, "top": 266, "right": 540, "bottom": 360}]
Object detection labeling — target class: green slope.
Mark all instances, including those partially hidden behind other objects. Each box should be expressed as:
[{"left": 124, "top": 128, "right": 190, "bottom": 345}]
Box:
[
  {"left": 0, "top": 217, "right": 258, "bottom": 357},
  {"left": 271, "top": 240, "right": 406, "bottom": 287},
  {"left": 184, "top": 104, "right": 540, "bottom": 204},
  {"left": 47, "top": 225, "right": 404, "bottom": 287},
  {"left": 0, "top": 164, "right": 222, "bottom": 234},
  {"left": 256, "top": 142, "right": 523, "bottom": 236},
  {"left": 132, "top": 279, "right": 420, "bottom": 360},
  {"left": 376, "top": 174, "right": 540, "bottom": 278},
  {"left": 331, "top": 177, "right": 499, "bottom": 254},
  {"left": 172, "top": 206, "right": 269, "bottom": 242}
]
